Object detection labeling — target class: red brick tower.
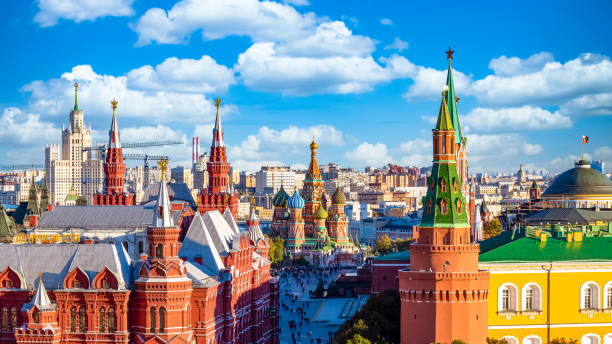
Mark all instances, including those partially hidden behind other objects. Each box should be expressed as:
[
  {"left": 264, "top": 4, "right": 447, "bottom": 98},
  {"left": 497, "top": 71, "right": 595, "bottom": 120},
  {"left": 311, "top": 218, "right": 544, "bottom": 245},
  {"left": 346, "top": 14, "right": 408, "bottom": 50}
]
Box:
[
  {"left": 197, "top": 97, "right": 239, "bottom": 219},
  {"left": 302, "top": 138, "right": 324, "bottom": 237},
  {"left": 94, "top": 99, "right": 135, "bottom": 205},
  {"left": 132, "top": 159, "right": 194, "bottom": 344},
  {"left": 398, "top": 73, "right": 489, "bottom": 343},
  {"left": 15, "top": 274, "right": 61, "bottom": 344}
]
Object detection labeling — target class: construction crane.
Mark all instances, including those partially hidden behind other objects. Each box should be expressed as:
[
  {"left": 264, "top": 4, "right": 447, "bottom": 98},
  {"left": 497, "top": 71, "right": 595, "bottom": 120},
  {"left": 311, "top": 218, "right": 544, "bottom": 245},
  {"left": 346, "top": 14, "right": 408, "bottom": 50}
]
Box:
[
  {"left": 0, "top": 164, "right": 44, "bottom": 171},
  {"left": 83, "top": 140, "right": 183, "bottom": 160}
]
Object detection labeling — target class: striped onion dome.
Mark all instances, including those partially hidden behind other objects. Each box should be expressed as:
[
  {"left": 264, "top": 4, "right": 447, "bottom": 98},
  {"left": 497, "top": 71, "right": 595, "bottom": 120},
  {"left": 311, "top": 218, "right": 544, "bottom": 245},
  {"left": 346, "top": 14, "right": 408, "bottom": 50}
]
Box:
[
  {"left": 314, "top": 203, "right": 328, "bottom": 219},
  {"left": 288, "top": 189, "right": 305, "bottom": 209},
  {"left": 272, "top": 184, "right": 290, "bottom": 207},
  {"left": 331, "top": 187, "right": 346, "bottom": 205}
]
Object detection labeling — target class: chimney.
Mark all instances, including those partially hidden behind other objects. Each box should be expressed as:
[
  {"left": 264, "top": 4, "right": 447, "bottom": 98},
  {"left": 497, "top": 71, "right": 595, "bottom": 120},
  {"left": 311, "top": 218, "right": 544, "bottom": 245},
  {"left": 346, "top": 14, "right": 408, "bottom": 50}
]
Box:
[
  {"left": 192, "top": 137, "right": 196, "bottom": 166},
  {"left": 28, "top": 215, "right": 39, "bottom": 228},
  {"left": 47, "top": 204, "right": 54, "bottom": 212},
  {"left": 196, "top": 136, "right": 200, "bottom": 161}
]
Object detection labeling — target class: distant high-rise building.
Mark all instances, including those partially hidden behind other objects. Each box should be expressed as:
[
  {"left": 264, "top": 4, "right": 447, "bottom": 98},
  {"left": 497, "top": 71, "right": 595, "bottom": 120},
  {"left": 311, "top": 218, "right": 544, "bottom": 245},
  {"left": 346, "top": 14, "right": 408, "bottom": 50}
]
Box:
[
  {"left": 46, "top": 83, "right": 101, "bottom": 205},
  {"left": 255, "top": 166, "right": 295, "bottom": 194}
]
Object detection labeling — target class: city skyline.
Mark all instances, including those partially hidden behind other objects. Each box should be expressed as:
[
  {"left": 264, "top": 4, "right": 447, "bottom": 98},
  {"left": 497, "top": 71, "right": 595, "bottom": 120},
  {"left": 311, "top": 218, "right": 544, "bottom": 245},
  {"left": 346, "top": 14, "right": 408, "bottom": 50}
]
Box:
[{"left": 1, "top": 0, "right": 611, "bottom": 174}]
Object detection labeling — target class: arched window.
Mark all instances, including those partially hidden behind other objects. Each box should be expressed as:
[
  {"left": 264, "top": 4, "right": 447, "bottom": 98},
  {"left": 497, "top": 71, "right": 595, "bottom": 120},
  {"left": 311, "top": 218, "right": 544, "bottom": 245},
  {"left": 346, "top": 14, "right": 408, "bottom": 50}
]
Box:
[
  {"left": 33, "top": 310, "right": 39, "bottom": 324},
  {"left": 98, "top": 307, "right": 105, "bottom": 333},
  {"left": 159, "top": 307, "right": 166, "bottom": 333},
  {"left": 138, "top": 241, "right": 144, "bottom": 254},
  {"left": 497, "top": 283, "right": 518, "bottom": 313},
  {"left": 108, "top": 308, "right": 115, "bottom": 333},
  {"left": 441, "top": 199, "right": 447, "bottom": 215},
  {"left": 457, "top": 199, "right": 462, "bottom": 215},
  {"left": 79, "top": 308, "right": 87, "bottom": 332},
  {"left": 11, "top": 307, "right": 16, "bottom": 330},
  {"left": 521, "top": 283, "right": 542, "bottom": 312},
  {"left": 603, "top": 334, "right": 612, "bottom": 344},
  {"left": 581, "top": 334, "right": 601, "bottom": 344},
  {"left": 70, "top": 306, "right": 76, "bottom": 332},
  {"left": 523, "top": 336, "right": 542, "bottom": 344},
  {"left": 453, "top": 178, "right": 458, "bottom": 192},
  {"left": 604, "top": 282, "right": 612, "bottom": 309},
  {"left": 156, "top": 244, "right": 163, "bottom": 258},
  {"left": 150, "top": 308, "right": 156, "bottom": 333},
  {"left": 427, "top": 199, "right": 432, "bottom": 214},
  {"left": 502, "top": 336, "right": 519, "bottom": 344},
  {"left": 581, "top": 281, "right": 600, "bottom": 310},
  {"left": 440, "top": 178, "right": 446, "bottom": 192},
  {"left": 2, "top": 307, "right": 7, "bottom": 331},
  {"left": 442, "top": 136, "right": 446, "bottom": 154}
]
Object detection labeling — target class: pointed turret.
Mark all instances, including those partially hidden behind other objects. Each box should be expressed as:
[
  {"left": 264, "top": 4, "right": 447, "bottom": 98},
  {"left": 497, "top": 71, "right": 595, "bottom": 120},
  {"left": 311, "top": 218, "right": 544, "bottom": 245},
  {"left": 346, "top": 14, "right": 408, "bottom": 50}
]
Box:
[
  {"left": 153, "top": 158, "right": 174, "bottom": 228},
  {"left": 435, "top": 91, "right": 454, "bottom": 131},
  {"left": 73, "top": 82, "right": 80, "bottom": 112},
  {"left": 445, "top": 47, "right": 462, "bottom": 144},
  {"left": 247, "top": 208, "right": 265, "bottom": 244},
  {"left": 108, "top": 99, "right": 121, "bottom": 149},
  {"left": 212, "top": 96, "right": 224, "bottom": 147},
  {"left": 27, "top": 179, "right": 39, "bottom": 216},
  {"left": 39, "top": 177, "right": 49, "bottom": 212},
  {"left": 23, "top": 274, "right": 53, "bottom": 312},
  {"left": 306, "top": 137, "right": 322, "bottom": 181}
]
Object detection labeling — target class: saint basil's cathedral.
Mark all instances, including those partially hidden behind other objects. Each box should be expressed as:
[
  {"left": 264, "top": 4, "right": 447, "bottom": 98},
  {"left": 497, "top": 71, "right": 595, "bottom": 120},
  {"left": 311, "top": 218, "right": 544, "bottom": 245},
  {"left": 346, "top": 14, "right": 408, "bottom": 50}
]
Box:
[{"left": 0, "top": 97, "right": 279, "bottom": 344}]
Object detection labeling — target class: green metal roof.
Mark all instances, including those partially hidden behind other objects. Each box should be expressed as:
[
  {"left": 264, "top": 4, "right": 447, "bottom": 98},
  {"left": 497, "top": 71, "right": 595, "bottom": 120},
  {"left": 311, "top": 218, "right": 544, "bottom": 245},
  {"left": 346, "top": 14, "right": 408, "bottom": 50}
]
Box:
[
  {"left": 479, "top": 235, "right": 612, "bottom": 263},
  {"left": 435, "top": 94, "right": 454, "bottom": 131},
  {"left": 374, "top": 250, "right": 411, "bottom": 261},
  {"left": 445, "top": 63, "right": 462, "bottom": 144}
]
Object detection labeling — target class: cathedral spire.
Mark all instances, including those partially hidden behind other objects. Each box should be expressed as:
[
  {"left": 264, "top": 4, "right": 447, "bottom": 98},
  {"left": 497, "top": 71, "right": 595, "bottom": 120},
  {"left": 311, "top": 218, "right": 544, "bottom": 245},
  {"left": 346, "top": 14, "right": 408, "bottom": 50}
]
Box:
[
  {"left": 108, "top": 99, "right": 121, "bottom": 149},
  {"left": 436, "top": 90, "right": 454, "bottom": 131},
  {"left": 306, "top": 137, "right": 321, "bottom": 180},
  {"left": 24, "top": 273, "right": 53, "bottom": 311},
  {"left": 212, "top": 96, "right": 224, "bottom": 147},
  {"left": 153, "top": 157, "right": 174, "bottom": 228},
  {"left": 445, "top": 47, "right": 462, "bottom": 145}
]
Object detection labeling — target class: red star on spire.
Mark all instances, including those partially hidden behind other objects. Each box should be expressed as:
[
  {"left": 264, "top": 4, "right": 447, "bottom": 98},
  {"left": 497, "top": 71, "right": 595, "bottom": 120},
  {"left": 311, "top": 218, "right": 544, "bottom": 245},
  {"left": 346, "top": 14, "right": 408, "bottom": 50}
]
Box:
[{"left": 446, "top": 47, "right": 455, "bottom": 61}]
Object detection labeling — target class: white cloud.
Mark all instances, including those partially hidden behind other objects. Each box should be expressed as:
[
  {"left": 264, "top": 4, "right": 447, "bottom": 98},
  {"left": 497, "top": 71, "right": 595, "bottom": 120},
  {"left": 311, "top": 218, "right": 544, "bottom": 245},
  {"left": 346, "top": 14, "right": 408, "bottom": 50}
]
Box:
[
  {"left": 522, "top": 143, "right": 543, "bottom": 156},
  {"left": 345, "top": 142, "right": 393, "bottom": 167},
  {"left": 402, "top": 65, "right": 472, "bottom": 101},
  {"left": 0, "top": 107, "right": 59, "bottom": 164},
  {"left": 119, "top": 125, "right": 190, "bottom": 166},
  {"left": 21, "top": 63, "right": 233, "bottom": 124},
  {"left": 132, "top": 0, "right": 318, "bottom": 45},
  {"left": 257, "top": 125, "right": 344, "bottom": 146},
  {"left": 461, "top": 106, "right": 572, "bottom": 132},
  {"left": 126, "top": 55, "right": 235, "bottom": 93},
  {"left": 380, "top": 18, "right": 393, "bottom": 26},
  {"left": 398, "top": 138, "right": 431, "bottom": 167},
  {"left": 471, "top": 53, "right": 612, "bottom": 108},
  {"left": 594, "top": 146, "right": 612, "bottom": 161},
  {"left": 550, "top": 154, "right": 591, "bottom": 173},
  {"left": 236, "top": 43, "right": 406, "bottom": 95},
  {"left": 488, "top": 52, "right": 555, "bottom": 76},
  {"left": 558, "top": 92, "right": 612, "bottom": 117},
  {"left": 34, "top": 0, "right": 134, "bottom": 27},
  {"left": 384, "top": 37, "right": 408, "bottom": 52}
]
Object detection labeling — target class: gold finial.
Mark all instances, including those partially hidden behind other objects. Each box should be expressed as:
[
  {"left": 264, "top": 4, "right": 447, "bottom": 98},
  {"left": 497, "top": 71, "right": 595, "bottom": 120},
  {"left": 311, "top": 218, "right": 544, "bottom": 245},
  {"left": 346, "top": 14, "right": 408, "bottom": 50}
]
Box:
[
  {"left": 74, "top": 82, "right": 79, "bottom": 91},
  {"left": 215, "top": 97, "right": 221, "bottom": 114},
  {"left": 39, "top": 272, "right": 42, "bottom": 279},
  {"left": 158, "top": 157, "right": 169, "bottom": 181},
  {"left": 110, "top": 98, "right": 118, "bottom": 116}
]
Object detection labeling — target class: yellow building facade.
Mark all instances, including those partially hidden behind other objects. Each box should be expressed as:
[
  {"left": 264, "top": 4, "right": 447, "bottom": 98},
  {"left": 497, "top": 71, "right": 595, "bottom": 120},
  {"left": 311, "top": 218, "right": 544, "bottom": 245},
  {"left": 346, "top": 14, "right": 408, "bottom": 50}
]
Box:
[{"left": 480, "top": 231, "right": 612, "bottom": 344}]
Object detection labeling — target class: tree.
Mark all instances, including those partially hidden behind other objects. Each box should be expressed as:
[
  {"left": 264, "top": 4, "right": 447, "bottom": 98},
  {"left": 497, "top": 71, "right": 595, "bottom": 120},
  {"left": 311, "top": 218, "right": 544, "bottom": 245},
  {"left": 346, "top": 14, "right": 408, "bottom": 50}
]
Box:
[
  {"left": 334, "top": 290, "right": 400, "bottom": 344},
  {"left": 392, "top": 238, "right": 412, "bottom": 252},
  {"left": 483, "top": 218, "right": 501, "bottom": 239},
  {"left": 374, "top": 235, "right": 392, "bottom": 255},
  {"left": 486, "top": 338, "right": 510, "bottom": 344},
  {"left": 451, "top": 341, "right": 467, "bottom": 344},
  {"left": 347, "top": 334, "right": 372, "bottom": 344},
  {"left": 268, "top": 236, "right": 284, "bottom": 266}
]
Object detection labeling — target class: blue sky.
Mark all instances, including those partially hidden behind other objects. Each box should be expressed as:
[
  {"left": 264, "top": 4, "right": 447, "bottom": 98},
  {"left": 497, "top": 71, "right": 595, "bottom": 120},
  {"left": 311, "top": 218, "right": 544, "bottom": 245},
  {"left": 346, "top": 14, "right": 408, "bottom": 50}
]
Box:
[{"left": 1, "top": 0, "right": 611, "bottom": 174}]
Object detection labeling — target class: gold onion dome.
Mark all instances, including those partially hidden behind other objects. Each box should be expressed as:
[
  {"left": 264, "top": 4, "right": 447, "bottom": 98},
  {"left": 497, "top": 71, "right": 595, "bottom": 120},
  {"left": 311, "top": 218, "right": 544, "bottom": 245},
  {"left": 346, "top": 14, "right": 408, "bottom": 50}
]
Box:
[
  {"left": 314, "top": 202, "right": 328, "bottom": 219},
  {"left": 310, "top": 137, "right": 318, "bottom": 150},
  {"left": 331, "top": 187, "right": 346, "bottom": 205}
]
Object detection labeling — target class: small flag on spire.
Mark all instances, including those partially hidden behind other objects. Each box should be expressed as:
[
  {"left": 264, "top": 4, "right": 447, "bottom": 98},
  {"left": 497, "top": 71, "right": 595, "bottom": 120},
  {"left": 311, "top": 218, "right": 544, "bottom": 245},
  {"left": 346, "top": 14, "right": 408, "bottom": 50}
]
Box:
[{"left": 582, "top": 135, "right": 589, "bottom": 143}]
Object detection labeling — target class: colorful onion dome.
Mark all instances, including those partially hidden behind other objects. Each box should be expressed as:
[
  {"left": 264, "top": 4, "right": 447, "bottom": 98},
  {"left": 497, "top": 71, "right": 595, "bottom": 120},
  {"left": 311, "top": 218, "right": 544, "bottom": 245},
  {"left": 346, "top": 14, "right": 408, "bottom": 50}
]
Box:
[
  {"left": 314, "top": 203, "right": 328, "bottom": 219},
  {"left": 310, "top": 137, "right": 318, "bottom": 151},
  {"left": 331, "top": 187, "right": 346, "bottom": 205},
  {"left": 314, "top": 226, "right": 328, "bottom": 240},
  {"left": 288, "top": 189, "right": 305, "bottom": 209},
  {"left": 272, "top": 184, "right": 290, "bottom": 207}
]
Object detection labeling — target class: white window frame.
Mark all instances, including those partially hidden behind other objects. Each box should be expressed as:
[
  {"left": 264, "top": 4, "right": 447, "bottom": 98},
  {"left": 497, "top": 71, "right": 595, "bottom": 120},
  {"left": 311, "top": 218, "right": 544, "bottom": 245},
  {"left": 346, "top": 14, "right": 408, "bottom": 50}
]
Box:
[
  {"left": 521, "top": 282, "right": 542, "bottom": 312},
  {"left": 581, "top": 333, "right": 601, "bottom": 344},
  {"left": 604, "top": 282, "right": 612, "bottom": 310},
  {"left": 523, "top": 335, "right": 542, "bottom": 344},
  {"left": 497, "top": 283, "right": 519, "bottom": 313},
  {"left": 581, "top": 281, "right": 601, "bottom": 310}
]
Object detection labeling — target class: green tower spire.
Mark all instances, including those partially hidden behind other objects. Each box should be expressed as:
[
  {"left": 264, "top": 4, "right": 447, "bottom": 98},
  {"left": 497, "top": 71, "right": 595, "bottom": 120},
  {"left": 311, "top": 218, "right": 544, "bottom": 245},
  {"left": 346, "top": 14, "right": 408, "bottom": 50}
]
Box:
[
  {"left": 27, "top": 178, "right": 40, "bottom": 216},
  {"left": 445, "top": 47, "right": 462, "bottom": 145},
  {"left": 420, "top": 92, "right": 469, "bottom": 228},
  {"left": 73, "top": 82, "right": 80, "bottom": 111}
]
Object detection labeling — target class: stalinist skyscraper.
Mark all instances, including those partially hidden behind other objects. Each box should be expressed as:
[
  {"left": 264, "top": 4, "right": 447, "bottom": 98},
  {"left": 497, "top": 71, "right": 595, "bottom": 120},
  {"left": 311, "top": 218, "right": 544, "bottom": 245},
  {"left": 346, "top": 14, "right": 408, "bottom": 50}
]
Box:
[{"left": 45, "top": 83, "right": 102, "bottom": 205}]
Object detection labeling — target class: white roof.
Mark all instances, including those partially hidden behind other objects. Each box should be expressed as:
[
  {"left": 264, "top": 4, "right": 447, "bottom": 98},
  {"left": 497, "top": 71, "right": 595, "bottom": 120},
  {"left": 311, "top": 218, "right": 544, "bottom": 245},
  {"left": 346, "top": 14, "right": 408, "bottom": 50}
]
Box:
[
  {"left": 153, "top": 180, "right": 174, "bottom": 228},
  {"left": 23, "top": 276, "right": 54, "bottom": 312},
  {"left": 179, "top": 213, "right": 225, "bottom": 275}
]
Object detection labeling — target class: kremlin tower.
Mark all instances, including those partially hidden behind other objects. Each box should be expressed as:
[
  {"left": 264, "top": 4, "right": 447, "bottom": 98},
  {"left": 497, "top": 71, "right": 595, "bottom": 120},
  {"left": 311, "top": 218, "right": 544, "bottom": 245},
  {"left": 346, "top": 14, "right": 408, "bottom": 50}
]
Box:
[
  {"left": 132, "top": 158, "right": 194, "bottom": 344},
  {"left": 398, "top": 52, "right": 489, "bottom": 343},
  {"left": 93, "top": 99, "right": 136, "bottom": 206},
  {"left": 197, "top": 97, "right": 239, "bottom": 219},
  {"left": 302, "top": 138, "right": 324, "bottom": 237}
]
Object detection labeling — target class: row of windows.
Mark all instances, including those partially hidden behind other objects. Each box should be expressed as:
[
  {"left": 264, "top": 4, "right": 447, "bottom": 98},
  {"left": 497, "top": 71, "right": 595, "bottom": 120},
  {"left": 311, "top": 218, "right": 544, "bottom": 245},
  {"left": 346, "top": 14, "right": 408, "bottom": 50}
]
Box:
[
  {"left": 501, "top": 333, "right": 612, "bottom": 344},
  {"left": 498, "top": 281, "right": 612, "bottom": 314},
  {"left": 150, "top": 307, "right": 166, "bottom": 333},
  {"left": 0, "top": 307, "right": 17, "bottom": 331},
  {"left": 68, "top": 306, "right": 115, "bottom": 333}
]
